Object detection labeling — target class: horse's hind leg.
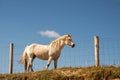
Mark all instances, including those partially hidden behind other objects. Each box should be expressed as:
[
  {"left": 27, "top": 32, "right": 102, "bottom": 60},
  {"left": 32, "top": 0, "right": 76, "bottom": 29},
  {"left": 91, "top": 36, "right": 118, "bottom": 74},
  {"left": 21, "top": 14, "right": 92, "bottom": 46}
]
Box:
[
  {"left": 27, "top": 58, "right": 33, "bottom": 72},
  {"left": 30, "top": 55, "right": 36, "bottom": 72},
  {"left": 31, "top": 55, "right": 36, "bottom": 72},
  {"left": 27, "top": 55, "right": 36, "bottom": 72},
  {"left": 30, "top": 62, "right": 34, "bottom": 72},
  {"left": 24, "top": 59, "right": 27, "bottom": 72},
  {"left": 27, "top": 60, "right": 30, "bottom": 72}
]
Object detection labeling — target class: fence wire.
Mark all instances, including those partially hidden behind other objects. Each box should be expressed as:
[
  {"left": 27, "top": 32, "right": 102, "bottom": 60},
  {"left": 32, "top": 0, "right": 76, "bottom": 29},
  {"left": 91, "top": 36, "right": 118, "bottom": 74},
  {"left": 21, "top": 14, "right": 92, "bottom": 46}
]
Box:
[
  {"left": 0, "top": 37, "right": 120, "bottom": 74},
  {"left": 100, "top": 37, "right": 120, "bottom": 66}
]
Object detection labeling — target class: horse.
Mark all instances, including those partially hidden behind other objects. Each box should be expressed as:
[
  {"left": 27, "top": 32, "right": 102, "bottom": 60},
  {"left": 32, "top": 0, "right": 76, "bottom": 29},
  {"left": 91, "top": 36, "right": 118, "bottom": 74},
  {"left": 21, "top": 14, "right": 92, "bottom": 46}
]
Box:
[{"left": 19, "top": 34, "right": 75, "bottom": 72}]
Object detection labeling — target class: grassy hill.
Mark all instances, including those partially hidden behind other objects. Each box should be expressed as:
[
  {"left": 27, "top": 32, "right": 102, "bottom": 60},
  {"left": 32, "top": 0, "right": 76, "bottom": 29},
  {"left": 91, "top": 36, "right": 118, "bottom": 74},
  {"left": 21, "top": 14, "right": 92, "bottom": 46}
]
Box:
[{"left": 0, "top": 66, "right": 120, "bottom": 80}]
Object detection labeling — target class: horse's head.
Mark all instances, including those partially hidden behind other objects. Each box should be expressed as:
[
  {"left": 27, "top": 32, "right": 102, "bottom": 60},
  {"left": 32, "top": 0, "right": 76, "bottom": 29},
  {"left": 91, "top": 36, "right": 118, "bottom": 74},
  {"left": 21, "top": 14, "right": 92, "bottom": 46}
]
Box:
[{"left": 64, "top": 34, "right": 75, "bottom": 48}]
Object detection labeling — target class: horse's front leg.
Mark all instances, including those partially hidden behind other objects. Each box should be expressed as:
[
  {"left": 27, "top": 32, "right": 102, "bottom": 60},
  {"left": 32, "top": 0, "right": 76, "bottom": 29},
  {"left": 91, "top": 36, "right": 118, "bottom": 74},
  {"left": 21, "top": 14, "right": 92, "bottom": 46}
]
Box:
[
  {"left": 54, "top": 59, "right": 58, "bottom": 69},
  {"left": 45, "top": 57, "right": 52, "bottom": 70}
]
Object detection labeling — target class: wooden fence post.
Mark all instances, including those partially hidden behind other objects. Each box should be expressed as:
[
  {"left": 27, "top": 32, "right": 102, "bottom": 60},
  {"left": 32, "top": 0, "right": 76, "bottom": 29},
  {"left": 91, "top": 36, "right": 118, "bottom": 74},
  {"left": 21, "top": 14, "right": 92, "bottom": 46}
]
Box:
[
  {"left": 9, "top": 43, "right": 14, "bottom": 74},
  {"left": 94, "top": 36, "right": 100, "bottom": 67}
]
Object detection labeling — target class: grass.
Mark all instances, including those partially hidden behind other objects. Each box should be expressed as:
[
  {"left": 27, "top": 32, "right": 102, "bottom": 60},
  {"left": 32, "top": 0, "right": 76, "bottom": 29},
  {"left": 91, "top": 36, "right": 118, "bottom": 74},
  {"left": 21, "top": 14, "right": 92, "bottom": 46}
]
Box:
[{"left": 0, "top": 66, "right": 120, "bottom": 80}]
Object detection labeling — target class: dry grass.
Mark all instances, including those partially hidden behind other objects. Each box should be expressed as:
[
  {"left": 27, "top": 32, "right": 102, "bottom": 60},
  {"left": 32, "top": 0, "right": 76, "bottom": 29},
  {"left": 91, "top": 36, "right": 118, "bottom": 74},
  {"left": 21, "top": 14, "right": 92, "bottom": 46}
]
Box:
[{"left": 0, "top": 66, "right": 120, "bottom": 80}]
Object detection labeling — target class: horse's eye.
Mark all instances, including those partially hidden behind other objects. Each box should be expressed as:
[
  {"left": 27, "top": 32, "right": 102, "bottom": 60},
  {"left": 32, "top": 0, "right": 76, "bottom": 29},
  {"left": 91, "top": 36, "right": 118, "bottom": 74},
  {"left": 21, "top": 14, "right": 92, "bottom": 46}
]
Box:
[{"left": 68, "top": 39, "right": 71, "bottom": 41}]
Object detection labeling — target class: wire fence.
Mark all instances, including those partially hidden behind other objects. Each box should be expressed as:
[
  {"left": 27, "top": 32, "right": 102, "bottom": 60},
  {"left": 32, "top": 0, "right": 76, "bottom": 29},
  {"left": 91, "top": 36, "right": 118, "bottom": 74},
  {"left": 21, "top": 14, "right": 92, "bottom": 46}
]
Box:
[
  {"left": 100, "top": 37, "right": 120, "bottom": 66},
  {"left": 0, "top": 37, "right": 120, "bottom": 74}
]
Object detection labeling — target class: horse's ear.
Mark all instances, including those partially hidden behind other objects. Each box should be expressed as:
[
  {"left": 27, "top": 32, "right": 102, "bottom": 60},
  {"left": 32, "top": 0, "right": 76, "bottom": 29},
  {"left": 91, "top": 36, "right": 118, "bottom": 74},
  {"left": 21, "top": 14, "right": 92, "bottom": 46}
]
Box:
[{"left": 67, "top": 34, "right": 71, "bottom": 37}]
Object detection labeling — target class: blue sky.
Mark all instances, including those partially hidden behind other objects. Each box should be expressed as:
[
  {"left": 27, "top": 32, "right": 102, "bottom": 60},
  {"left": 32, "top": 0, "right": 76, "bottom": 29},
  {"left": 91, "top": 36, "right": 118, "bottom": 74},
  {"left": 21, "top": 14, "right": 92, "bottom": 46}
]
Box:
[
  {"left": 0, "top": 0, "right": 120, "bottom": 73},
  {"left": 0, "top": 0, "right": 120, "bottom": 45}
]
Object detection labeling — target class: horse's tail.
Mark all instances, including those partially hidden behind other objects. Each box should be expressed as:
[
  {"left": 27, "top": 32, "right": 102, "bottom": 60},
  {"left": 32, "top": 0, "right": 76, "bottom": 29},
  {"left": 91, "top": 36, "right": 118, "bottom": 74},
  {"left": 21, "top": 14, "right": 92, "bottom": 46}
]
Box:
[
  {"left": 19, "top": 47, "right": 28, "bottom": 71},
  {"left": 19, "top": 50, "right": 27, "bottom": 64}
]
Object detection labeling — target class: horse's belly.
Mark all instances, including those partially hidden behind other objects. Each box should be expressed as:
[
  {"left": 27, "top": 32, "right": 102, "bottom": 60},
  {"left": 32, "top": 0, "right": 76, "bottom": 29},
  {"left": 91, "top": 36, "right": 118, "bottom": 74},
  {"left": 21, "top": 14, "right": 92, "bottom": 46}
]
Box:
[
  {"left": 38, "top": 55, "right": 48, "bottom": 60},
  {"left": 36, "top": 53, "right": 49, "bottom": 60}
]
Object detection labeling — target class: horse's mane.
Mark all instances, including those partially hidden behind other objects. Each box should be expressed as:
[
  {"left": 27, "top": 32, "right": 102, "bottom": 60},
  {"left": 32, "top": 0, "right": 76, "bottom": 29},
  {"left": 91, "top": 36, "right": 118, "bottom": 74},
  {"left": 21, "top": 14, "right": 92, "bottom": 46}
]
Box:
[
  {"left": 48, "top": 34, "right": 71, "bottom": 49},
  {"left": 49, "top": 34, "right": 70, "bottom": 44}
]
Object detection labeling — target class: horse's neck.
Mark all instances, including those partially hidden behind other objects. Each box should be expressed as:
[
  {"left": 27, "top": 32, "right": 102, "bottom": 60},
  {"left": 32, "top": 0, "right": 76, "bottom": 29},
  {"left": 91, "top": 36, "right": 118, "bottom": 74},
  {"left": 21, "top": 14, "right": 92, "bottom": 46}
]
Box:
[
  {"left": 49, "top": 39, "right": 65, "bottom": 51},
  {"left": 59, "top": 40, "right": 65, "bottom": 49}
]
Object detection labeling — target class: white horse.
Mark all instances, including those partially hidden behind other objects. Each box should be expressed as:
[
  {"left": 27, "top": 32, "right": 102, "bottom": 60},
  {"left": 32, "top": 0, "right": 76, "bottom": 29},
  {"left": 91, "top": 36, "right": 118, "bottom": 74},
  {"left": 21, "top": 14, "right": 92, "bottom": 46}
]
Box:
[{"left": 19, "top": 34, "right": 75, "bottom": 72}]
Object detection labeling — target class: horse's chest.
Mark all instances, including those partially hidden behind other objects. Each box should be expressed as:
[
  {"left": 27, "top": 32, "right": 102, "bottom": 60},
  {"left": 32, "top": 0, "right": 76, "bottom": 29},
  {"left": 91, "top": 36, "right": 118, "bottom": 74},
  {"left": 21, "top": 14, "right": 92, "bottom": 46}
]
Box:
[{"left": 49, "top": 50, "right": 61, "bottom": 60}]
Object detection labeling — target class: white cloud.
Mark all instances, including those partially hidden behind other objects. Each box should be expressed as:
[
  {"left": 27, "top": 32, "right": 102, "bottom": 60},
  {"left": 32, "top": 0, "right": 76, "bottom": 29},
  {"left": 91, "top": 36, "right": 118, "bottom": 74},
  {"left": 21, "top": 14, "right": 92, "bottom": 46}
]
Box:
[{"left": 39, "top": 30, "right": 60, "bottom": 38}]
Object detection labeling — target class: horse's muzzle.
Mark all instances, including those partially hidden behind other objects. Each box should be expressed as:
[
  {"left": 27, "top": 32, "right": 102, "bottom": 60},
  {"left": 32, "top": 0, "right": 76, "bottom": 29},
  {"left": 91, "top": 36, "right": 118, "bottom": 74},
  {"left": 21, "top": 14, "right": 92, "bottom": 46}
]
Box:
[{"left": 72, "top": 44, "right": 75, "bottom": 48}]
